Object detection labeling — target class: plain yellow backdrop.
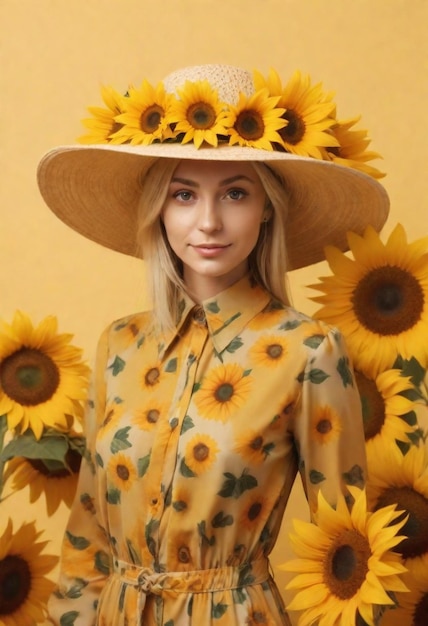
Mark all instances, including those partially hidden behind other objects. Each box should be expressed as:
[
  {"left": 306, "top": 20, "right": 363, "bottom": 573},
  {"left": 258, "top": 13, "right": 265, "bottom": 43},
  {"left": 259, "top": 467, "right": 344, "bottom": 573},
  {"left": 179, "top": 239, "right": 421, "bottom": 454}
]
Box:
[{"left": 1, "top": 1, "right": 428, "bottom": 623}]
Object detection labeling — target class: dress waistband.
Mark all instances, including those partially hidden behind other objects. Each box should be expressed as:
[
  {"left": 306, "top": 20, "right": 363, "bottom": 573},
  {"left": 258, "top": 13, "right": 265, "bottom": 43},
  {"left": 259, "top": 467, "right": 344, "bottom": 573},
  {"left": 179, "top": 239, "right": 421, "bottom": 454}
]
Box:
[{"left": 113, "top": 556, "right": 270, "bottom": 596}]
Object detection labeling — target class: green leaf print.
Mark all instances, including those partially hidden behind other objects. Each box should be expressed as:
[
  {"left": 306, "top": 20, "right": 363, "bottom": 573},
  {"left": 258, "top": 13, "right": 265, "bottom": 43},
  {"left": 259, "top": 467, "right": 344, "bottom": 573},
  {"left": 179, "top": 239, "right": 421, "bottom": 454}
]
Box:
[
  {"left": 94, "top": 550, "right": 110, "bottom": 575},
  {"left": 198, "top": 520, "right": 215, "bottom": 546},
  {"left": 218, "top": 470, "right": 258, "bottom": 498},
  {"left": 164, "top": 621, "right": 175, "bottom": 626},
  {"left": 137, "top": 335, "right": 145, "bottom": 349},
  {"left": 211, "top": 511, "right": 234, "bottom": 528},
  {"left": 127, "top": 538, "right": 143, "bottom": 565},
  {"left": 297, "top": 368, "right": 329, "bottom": 384},
  {"left": 106, "top": 487, "right": 121, "bottom": 504},
  {"left": 206, "top": 300, "right": 220, "bottom": 313},
  {"left": 181, "top": 415, "right": 195, "bottom": 433},
  {"left": 279, "top": 319, "right": 301, "bottom": 331},
  {"left": 138, "top": 453, "right": 151, "bottom": 477},
  {"left": 95, "top": 452, "right": 104, "bottom": 468},
  {"left": 337, "top": 356, "right": 354, "bottom": 388},
  {"left": 180, "top": 457, "right": 196, "bottom": 477},
  {"left": 303, "top": 334, "right": 326, "bottom": 350},
  {"left": 165, "top": 357, "right": 178, "bottom": 372},
  {"left": 226, "top": 337, "right": 244, "bottom": 353},
  {"left": 109, "top": 355, "right": 126, "bottom": 376},
  {"left": 110, "top": 426, "right": 132, "bottom": 453},
  {"left": 60, "top": 612, "right": 79, "bottom": 626},
  {"left": 65, "top": 578, "right": 87, "bottom": 599},
  {"left": 212, "top": 602, "right": 228, "bottom": 618},
  {"left": 65, "top": 531, "right": 90, "bottom": 550},
  {"left": 309, "top": 469, "right": 325, "bottom": 484},
  {"left": 342, "top": 464, "right": 364, "bottom": 487}
]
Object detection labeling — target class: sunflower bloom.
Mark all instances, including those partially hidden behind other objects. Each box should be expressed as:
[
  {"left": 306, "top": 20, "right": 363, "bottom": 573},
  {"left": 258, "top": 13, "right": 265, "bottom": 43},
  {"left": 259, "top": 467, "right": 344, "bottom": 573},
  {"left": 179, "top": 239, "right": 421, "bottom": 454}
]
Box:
[
  {"left": 250, "top": 334, "right": 289, "bottom": 368},
  {"left": 194, "top": 363, "right": 253, "bottom": 421},
  {"left": 111, "top": 79, "right": 173, "bottom": 145},
  {"left": 183, "top": 433, "right": 219, "bottom": 475},
  {"left": 79, "top": 85, "right": 126, "bottom": 143},
  {"left": 0, "top": 311, "right": 90, "bottom": 439},
  {"left": 310, "top": 405, "right": 342, "bottom": 445},
  {"left": 310, "top": 224, "right": 428, "bottom": 378},
  {"left": 0, "top": 519, "right": 58, "bottom": 626},
  {"left": 380, "top": 552, "right": 428, "bottom": 625},
  {"left": 356, "top": 368, "right": 417, "bottom": 463},
  {"left": 254, "top": 68, "right": 338, "bottom": 158},
  {"left": 366, "top": 443, "right": 428, "bottom": 559},
  {"left": 108, "top": 452, "right": 137, "bottom": 492},
  {"left": 167, "top": 79, "right": 229, "bottom": 148},
  {"left": 224, "top": 89, "right": 286, "bottom": 150},
  {"left": 280, "top": 486, "right": 408, "bottom": 626},
  {"left": 324, "top": 116, "right": 386, "bottom": 179}
]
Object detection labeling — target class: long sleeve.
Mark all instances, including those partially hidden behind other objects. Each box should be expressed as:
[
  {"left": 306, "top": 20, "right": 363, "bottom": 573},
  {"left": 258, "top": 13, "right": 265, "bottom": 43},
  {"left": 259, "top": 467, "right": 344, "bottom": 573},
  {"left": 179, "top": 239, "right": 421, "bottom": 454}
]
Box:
[
  {"left": 48, "top": 326, "right": 111, "bottom": 626},
  {"left": 292, "top": 326, "right": 366, "bottom": 516}
]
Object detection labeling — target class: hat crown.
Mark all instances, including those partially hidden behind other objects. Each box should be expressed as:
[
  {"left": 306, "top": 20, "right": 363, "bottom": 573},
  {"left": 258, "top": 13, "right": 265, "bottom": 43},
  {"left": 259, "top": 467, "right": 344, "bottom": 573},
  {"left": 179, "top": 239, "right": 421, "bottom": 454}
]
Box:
[{"left": 163, "top": 64, "right": 254, "bottom": 105}]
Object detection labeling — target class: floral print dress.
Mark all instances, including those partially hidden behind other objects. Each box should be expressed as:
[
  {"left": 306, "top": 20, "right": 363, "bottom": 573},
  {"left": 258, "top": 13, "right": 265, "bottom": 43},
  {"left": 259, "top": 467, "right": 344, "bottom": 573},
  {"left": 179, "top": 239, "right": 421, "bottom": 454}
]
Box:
[{"left": 48, "top": 277, "right": 366, "bottom": 626}]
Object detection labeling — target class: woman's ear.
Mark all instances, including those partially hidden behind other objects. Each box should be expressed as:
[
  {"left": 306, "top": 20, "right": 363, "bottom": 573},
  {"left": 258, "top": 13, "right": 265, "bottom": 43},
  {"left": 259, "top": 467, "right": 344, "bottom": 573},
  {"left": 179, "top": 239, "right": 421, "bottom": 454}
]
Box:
[{"left": 262, "top": 200, "right": 273, "bottom": 222}]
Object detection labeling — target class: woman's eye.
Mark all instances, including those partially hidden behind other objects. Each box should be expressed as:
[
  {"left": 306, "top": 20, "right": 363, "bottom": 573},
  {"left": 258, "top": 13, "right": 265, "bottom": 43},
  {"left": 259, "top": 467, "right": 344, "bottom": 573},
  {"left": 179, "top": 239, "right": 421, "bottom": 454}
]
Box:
[
  {"left": 227, "top": 189, "right": 247, "bottom": 201},
  {"left": 174, "top": 190, "right": 193, "bottom": 202}
]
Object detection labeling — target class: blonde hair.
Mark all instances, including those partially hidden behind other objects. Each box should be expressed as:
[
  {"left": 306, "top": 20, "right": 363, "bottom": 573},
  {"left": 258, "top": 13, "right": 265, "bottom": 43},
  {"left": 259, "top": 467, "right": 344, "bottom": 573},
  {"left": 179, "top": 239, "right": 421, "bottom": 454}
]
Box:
[{"left": 137, "top": 158, "right": 291, "bottom": 334}]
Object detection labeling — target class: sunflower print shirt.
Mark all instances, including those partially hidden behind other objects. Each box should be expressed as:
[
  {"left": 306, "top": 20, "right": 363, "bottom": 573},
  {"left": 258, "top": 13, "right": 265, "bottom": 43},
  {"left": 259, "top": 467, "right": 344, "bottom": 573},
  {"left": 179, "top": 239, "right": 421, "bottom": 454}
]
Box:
[{"left": 48, "top": 276, "right": 366, "bottom": 626}]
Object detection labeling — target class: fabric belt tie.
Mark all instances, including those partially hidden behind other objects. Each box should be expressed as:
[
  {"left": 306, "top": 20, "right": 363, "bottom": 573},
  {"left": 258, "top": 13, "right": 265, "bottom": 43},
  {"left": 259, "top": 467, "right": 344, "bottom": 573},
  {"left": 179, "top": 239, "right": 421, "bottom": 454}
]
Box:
[{"left": 113, "top": 556, "right": 270, "bottom": 597}]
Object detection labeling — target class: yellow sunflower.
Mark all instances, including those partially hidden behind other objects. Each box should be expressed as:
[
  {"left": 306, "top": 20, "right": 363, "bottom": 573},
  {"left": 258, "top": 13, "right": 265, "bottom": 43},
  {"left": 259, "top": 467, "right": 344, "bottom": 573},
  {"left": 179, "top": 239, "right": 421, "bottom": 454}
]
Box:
[
  {"left": 254, "top": 68, "right": 338, "bottom": 158},
  {"left": 5, "top": 443, "right": 81, "bottom": 516},
  {"left": 323, "top": 116, "right": 386, "bottom": 180},
  {"left": 224, "top": 88, "right": 286, "bottom": 150},
  {"left": 356, "top": 368, "right": 417, "bottom": 463},
  {"left": 366, "top": 443, "right": 428, "bottom": 560},
  {"left": 183, "top": 433, "right": 219, "bottom": 475},
  {"left": 234, "top": 429, "right": 274, "bottom": 465},
  {"left": 310, "top": 224, "right": 428, "bottom": 379},
  {"left": 249, "top": 334, "right": 289, "bottom": 368},
  {"left": 0, "top": 519, "right": 58, "bottom": 626},
  {"left": 140, "top": 361, "right": 163, "bottom": 389},
  {"left": 79, "top": 85, "right": 126, "bottom": 144},
  {"left": 239, "top": 491, "right": 274, "bottom": 530},
  {"left": 0, "top": 311, "right": 90, "bottom": 440},
  {"left": 107, "top": 452, "right": 137, "bottom": 492},
  {"left": 194, "top": 363, "right": 253, "bottom": 421},
  {"left": 167, "top": 79, "right": 229, "bottom": 148},
  {"left": 111, "top": 79, "right": 173, "bottom": 145},
  {"left": 280, "top": 486, "right": 408, "bottom": 626},
  {"left": 133, "top": 399, "right": 167, "bottom": 431},
  {"left": 380, "top": 552, "right": 428, "bottom": 626},
  {"left": 310, "top": 405, "right": 342, "bottom": 445}
]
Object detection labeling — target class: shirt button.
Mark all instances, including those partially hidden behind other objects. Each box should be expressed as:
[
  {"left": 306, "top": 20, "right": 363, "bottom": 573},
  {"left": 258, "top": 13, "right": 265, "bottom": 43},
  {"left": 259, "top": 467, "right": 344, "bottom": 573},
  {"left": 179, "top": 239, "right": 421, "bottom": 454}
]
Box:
[{"left": 151, "top": 497, "right": 158, "bottom": 505}]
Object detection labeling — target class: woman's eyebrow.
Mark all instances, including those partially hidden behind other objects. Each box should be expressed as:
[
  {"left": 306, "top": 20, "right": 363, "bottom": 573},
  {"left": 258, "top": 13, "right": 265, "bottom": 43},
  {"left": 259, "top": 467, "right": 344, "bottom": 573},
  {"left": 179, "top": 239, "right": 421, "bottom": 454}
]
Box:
[{"left": 170, "top": 174, "right": 255, "bottom": 187}]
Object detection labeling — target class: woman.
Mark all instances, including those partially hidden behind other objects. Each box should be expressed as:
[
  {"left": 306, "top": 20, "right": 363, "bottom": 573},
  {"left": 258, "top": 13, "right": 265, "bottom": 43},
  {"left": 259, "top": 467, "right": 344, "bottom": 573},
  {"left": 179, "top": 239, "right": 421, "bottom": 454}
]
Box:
[{"left": 37, "top": 64, "right": 389, "bottom": 626}]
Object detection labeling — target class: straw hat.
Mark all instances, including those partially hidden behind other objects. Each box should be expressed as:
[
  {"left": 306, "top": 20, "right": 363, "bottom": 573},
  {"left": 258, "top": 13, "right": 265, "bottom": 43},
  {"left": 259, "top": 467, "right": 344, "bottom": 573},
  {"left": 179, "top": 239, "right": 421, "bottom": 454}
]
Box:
[{"left": 37, "top": 64, "right": 389, "bottom": 270}]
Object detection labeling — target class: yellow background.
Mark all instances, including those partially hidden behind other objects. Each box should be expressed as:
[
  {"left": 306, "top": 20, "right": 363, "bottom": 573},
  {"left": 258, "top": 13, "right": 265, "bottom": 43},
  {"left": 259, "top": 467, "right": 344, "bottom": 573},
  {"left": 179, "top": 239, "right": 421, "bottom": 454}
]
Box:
[{"left": 1, "top": 1, "right": 428, "bottom": 624}]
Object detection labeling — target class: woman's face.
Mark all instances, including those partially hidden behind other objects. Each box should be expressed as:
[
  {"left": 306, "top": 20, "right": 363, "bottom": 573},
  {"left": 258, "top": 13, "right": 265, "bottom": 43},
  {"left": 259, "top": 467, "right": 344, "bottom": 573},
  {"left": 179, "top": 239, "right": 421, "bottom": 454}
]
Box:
[{"left": 162, "top": 160, "right": 267, "bottom": 301}]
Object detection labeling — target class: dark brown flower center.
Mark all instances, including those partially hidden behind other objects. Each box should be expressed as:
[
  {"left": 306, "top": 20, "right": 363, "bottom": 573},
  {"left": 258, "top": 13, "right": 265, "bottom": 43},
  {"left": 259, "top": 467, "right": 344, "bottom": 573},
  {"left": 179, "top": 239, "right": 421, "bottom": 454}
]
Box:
[
  {"left": 140, "top": 104, "right": 164, "bottom": 133},
  {"left": 235, "top": 110, "right": 264, "bottom": 140},
  {"left": 193, "top": 443, "right": 209, "bottom": 462},
  {"left": 250, "top": 436, "right": 263, "bottom": 451},
  {"left": 323, "top": 529, "right": 370, "bottom": 599},
  {"left": 187, "top": 102, "right": 216, "bottom": 129},
  {"left": 267, "top": 344, "right": 283, "bottom": 359},
  {"left": 145, "top": 367, "right": 160, "bottom": 386},
  {"left": 280, "top": 110, "right": 306, "bottom": 144},
  {"left": 375, "top": 485, "right": 428, "bottom": 558},
  {"left": 0, "top": 347, "right": 60, "bottom": 406},
  {"left": 355, "top": 371, "right": 386, "bottom": 440},
  {"left": 0, "top": 554, "right": 31, "bottom": 616},
  {"left": 116, "top": 463, "right": 130, "bottom": 481},
  {"left": 214, "top": 383, "right": 234, "bottom": 403},
  {"left": 352, "top": 266, "right": 424, "bottom": 336},
  {"left": 248, "top": 502, "right": 262, "bottom": 521},
  {"left": 317, "top": 419, "right": 332, "bottom": 435},
  {"left": 146, "top": 409, "right": 160, "bottom": 424}
]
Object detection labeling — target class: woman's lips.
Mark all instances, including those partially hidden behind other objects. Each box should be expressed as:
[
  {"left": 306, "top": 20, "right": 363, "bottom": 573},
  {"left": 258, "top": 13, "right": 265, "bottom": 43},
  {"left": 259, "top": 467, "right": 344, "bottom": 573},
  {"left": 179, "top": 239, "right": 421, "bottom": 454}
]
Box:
[{"left": 192, "top": 244, "right": 230, "bottom": 257}]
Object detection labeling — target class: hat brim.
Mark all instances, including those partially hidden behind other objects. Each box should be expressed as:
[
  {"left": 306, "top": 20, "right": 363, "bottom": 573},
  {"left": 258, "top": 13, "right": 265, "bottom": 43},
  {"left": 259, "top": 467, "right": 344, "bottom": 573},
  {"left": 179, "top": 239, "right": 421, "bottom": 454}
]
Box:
[{"left": 37, "top": 142, "right": 389, "bottom": 270}]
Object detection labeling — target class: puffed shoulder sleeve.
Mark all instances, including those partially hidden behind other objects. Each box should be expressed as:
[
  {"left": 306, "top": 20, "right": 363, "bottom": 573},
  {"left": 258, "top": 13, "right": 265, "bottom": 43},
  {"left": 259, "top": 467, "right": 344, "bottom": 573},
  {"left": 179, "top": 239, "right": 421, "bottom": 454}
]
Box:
[
  {"left": 48, "top": 324, "right": 111, "bottom": 626},
  {"left": 292, "top": 326, "right": 366, "bottom": 517}
]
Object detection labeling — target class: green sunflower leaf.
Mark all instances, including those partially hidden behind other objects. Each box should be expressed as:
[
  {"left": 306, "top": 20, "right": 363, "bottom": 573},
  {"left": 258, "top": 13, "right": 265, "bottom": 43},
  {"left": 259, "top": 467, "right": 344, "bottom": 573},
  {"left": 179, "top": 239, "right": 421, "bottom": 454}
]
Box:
[
  {"left": 226, "top": 337, "right": 244, "bottom": 353},
  {"left": 211, "top": 511, "right": 234, "bottom": 527},
  {"left": 138, "top": 453, "right": 151, "bottom": 477},
  {"left": 106, "top": 487, "right": 121, "bottom": 504},
  {"left": 65, "top": 530, "right": 90, "bottom": 550},
  {"left": 206, "top": 301, "right": 220, "bottom": 313},
  {"left": 109, "top": 355, "right": 126, "bottom": 376},
  {"left": 110, "top": 426, "right": 132, "bottom": 453},
  {"left": 309, "top": 469, "right": 325, "bottom": 484},
  {"left": 180, "top": 457, "right": 196, "bottom": 477},
  {"left": 212, "top": 603, "right": 228, "bottom": 618},
  {"left": 181, "top": 415, "right": 195, "bottom": 433},
  {"left": 94, "top": 550, "right": 110, "bottom": 575},
  {"left": 303, "top": 334, "right": 325, "bottom": 350},
  {"left": 337, "top": 356, "right": 354, "bottom": 388},
  {"left": 218, "top": 470, "right": 258, "bottom": 498},
  {"left": 165, "top": 357, "right": 177, "bottom": 373},
  {"left": 60, "top": 611, "right": 79, "bottom": 626},
  {"left": 298, "top": 369, "right": 330, "bottom": 384}
]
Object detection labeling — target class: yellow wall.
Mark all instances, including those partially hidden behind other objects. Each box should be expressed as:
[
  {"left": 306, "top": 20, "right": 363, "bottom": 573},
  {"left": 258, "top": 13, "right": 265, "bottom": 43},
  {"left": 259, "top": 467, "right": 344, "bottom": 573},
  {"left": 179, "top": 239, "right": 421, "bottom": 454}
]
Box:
[{"left": 1, "top": 1, "right": 428, "bottom": 623}]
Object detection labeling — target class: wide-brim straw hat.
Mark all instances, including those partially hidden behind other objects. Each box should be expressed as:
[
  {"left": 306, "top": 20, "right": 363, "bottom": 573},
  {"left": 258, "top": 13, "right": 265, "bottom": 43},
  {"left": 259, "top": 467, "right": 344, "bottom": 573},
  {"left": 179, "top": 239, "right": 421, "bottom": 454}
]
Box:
[{"left": 37, "top": 64, "right": 390, "bottom": 270}]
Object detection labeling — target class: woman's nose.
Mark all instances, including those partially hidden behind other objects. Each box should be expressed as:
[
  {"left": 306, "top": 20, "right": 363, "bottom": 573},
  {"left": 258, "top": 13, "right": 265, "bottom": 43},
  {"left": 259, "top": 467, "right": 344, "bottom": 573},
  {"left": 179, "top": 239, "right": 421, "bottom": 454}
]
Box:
[{"left": 197, "top": 198, "right": 222, "bottom": 232}]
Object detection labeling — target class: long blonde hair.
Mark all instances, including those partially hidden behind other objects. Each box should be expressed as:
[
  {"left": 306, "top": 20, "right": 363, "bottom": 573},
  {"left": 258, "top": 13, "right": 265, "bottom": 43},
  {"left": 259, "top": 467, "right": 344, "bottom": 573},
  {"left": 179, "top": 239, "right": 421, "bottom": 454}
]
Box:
[{"left": 137, "top": 158, "right": 291, "bottom": 334}]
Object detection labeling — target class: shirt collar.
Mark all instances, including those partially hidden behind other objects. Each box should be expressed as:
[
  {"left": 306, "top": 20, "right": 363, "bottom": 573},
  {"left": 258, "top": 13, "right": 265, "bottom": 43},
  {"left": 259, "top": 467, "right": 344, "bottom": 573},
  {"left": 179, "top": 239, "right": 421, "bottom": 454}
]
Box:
[{"left": 159, "top": 276, "right": 271, "bottom": 358}]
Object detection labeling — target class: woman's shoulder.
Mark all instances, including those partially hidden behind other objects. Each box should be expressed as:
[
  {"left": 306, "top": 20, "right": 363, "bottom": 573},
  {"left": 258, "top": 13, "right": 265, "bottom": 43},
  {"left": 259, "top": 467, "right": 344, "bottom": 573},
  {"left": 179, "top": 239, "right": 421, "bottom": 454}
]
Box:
[{"left": 100, "top": 310, "right": 156, "bottom": 350}]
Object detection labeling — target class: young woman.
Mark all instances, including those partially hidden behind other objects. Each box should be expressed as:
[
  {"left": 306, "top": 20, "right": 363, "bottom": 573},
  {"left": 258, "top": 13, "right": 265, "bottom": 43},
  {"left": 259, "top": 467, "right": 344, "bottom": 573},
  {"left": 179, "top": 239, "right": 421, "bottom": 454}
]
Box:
[{"left": 37, "top": 64, "right": 390, "bottom": 626}]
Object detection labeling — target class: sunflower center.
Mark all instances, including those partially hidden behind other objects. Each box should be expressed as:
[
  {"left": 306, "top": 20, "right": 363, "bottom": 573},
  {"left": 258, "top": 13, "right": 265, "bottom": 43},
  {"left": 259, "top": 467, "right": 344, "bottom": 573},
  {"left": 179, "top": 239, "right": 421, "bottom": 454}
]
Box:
[
  {"left": 413, "top": 591, "right": 428, "bottom": 626},
  {"left": 351, "top": 266, "right": 424, "bottom": 336},
  {"left": 0, "top": 555, "right": 31, "bottom": 616},
  {"left": 147, "top": 409, "right": 160, "bottom": 424},
  {"left": 187, "top": 102, "right": 216, "bottom": 129},
  {"left": 317, "top": 419, "right": 332, "bottom": 434},
  {"left": 193, "top": 443, "right": 209, "bottom": 462},
  {"left": 248, "top": 502, "right": 262, "bottom": 521},
  {"left": 375, "top": 486, "right": 428, "bottom": 558},
  {"left": 323, "top": 529, "right": 370, "bottom": 599},
  {"left": 116, "top": 463, "right": 130, "bottom": 481},
  {"left": 354, "top": 371, "right": 386, "bottom": 440},
  {"left": 234, "top": 110, "right": 264, "bottom": 141},
  {"left": 145, "top": 367, "right": 160, "bottom": 386},
  {"left": 250, "top": 436, "right": 263, "bottom": 451},
  {"left": 0, "top": 347, "right": 60, "bottom": 406},
  {"left": 214, "top": 383, "right": 234, "bottom": 403},
  {"left": 267, "top": 344, "right": 283, "bottom": 360},
  {"left": 140, "top": 104, "right": 164, "bottom": 133},
  {"left": 280, "top": 110, "right": 306, "bottom": 145}
]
